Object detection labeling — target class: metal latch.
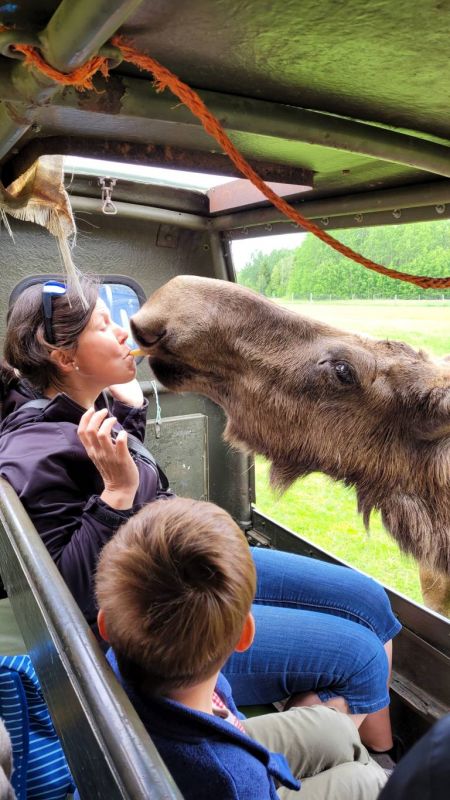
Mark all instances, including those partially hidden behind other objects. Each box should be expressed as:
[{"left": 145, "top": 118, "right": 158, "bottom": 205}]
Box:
[
  {"left": 99, "top": 177, "right": 117, "bottom": 215},
  {"left": 245, "top": 528, "right": 272, "bottom": 548}
]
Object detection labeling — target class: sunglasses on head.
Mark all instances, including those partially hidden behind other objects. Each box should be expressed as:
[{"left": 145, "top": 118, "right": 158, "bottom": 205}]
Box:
[{"left": 41, "top": 280, "right": 67, "bottom": 344}]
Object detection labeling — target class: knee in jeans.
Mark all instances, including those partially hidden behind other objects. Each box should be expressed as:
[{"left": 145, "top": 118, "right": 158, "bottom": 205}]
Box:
[
  {"left": 323, "top": 695, "right": 349, "bottom": 713},
  {"left": 352, "top": 632, "right": 388, "bottom": 676},
  {"left": 357, "top": 577, "right": 393, "bottom": 625}
]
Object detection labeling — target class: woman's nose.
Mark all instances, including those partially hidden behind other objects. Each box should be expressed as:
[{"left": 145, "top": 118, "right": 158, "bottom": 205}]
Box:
[{"left": 115, "top": 324, "right": 129, "bottom": 343}]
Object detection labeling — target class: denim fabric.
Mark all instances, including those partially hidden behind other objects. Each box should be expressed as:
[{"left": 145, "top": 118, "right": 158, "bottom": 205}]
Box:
[{"left": 222, "top": 549, "right": 401, "bottom": 715}]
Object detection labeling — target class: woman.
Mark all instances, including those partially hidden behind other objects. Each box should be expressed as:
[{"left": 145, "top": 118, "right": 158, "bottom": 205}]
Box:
[{"left": 0, "top": 276, "right": 401, "bottom": 758}]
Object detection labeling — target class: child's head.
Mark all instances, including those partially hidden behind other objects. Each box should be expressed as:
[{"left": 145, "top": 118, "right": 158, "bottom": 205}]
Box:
[{"left": 96, "top": 497, "right": 256, "bottom": 697}]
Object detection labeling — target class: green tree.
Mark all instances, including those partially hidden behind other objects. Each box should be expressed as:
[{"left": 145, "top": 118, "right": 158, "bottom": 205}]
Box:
[{"left": 236, "top": 220, "right": 450, "bottom": 300}]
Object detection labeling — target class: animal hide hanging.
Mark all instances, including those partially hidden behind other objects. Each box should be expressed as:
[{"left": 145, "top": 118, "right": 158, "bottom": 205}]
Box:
[{"left": 0, "top": 154, "right": 86, "bottom": 305}]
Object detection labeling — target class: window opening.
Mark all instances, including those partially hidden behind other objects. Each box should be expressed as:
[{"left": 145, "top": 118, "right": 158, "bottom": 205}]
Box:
[{"left": 229, "top": 222, "right": 450, "bottom": 607}]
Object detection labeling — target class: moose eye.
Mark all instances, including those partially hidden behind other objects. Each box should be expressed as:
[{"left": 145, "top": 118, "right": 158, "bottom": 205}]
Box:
[{"left": 334, "top": 361, "right": 355, "bottom": 385}]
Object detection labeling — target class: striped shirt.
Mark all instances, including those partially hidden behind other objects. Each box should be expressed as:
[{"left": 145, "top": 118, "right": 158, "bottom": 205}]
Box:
[{"left": 212, "top": 691, "right": 246, "bottom": 733}]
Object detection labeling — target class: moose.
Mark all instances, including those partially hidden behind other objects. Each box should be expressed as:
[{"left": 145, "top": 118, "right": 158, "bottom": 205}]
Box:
[{"left": 131, "top": 275, "right": 450, "bottom": 616}]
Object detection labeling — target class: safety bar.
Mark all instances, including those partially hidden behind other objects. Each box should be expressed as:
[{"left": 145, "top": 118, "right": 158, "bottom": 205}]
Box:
[{"left": 0, "top": 478, "right": 183, "bottom": 800}]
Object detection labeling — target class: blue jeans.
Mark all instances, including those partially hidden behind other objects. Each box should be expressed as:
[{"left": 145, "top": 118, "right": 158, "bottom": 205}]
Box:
[{"left": 222, "top": 548, "right": 401, "bottom": 715}]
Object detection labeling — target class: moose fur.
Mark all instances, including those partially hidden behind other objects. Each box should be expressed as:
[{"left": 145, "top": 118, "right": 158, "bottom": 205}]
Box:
[{"left": 131, "top": 275, "right": 450, "bottom": 616}]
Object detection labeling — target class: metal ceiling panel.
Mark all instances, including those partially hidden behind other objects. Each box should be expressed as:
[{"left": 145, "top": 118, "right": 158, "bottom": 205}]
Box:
[{"left": 0, "top": 0, "right": 449, "bottom": 207}]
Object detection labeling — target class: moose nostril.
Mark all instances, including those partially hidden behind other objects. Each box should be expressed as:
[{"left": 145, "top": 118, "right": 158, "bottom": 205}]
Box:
[{"left": 130, "top": 319, "right": 166, "bottom": 348}]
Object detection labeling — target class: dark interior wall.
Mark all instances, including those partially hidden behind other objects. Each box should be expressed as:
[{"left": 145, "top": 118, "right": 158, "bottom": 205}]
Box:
[{"left": 0, "top": 213, "right": 212, "bottom": 344}]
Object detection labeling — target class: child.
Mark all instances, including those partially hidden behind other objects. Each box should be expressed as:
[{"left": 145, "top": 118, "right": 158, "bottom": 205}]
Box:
[{"left": 96, "top": 497, "right": 387, "bottom": 800}]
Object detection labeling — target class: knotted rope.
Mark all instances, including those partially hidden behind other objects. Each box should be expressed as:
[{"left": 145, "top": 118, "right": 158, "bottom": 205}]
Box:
[{"left": 8, "top": 33, "right": 450, "bottom": 289}]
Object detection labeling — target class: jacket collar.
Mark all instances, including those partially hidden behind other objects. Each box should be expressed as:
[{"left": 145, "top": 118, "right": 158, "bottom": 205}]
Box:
[
  {"left": 0, "top": 390, "right": 108, "bottom": 432},
  {"left": 106, "top": 649, "right": 299, "bottom": 790}
]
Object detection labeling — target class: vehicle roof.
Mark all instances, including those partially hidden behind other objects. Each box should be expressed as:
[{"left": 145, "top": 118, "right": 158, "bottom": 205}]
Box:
[{"left": 0, "top": 1, "right": 449, "bottom": 216}]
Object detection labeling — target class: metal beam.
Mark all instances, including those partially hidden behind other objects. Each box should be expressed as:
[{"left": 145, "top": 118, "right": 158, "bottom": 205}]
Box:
[
  {"left": 39, "top": 0, "right": 142, "bottom": 73},
  {"left": 212, "top": 180, "right": 450, "bottom": 232},
  {"left": 208, "top": 231, "right": 229, "bottom": 280},
  {"left": 1, "top": 136, "right": 312, "bottom": 186},
  {"left": 46, "top": 74, "right": 450, "bottom": 179},
  {"left": 71, "top": 195, "right": 211, "bottom": 230},
  {"left": 225, "top": 204, "right": 450, "bottom": 241},
  {"left": 0, "top": 0, "right": 144, "bottom": 161},
  {"left": 1, "top": 62, "right": 450, "bottom": 179}
]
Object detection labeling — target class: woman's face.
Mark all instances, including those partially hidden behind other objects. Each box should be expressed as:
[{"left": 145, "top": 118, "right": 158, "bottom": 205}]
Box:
[{"left": 73, "top": 299, "right": 136, "bottom": 388}]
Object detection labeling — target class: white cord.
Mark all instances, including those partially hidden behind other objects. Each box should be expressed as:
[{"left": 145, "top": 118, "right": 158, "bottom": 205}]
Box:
[{"left": 150, "top": 380, "right": 162, "bottom": 438}]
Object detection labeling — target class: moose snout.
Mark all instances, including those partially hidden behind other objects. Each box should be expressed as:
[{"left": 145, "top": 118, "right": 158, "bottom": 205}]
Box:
[{"left": 130, "top": 315, "right": 166, "bottom": 350}]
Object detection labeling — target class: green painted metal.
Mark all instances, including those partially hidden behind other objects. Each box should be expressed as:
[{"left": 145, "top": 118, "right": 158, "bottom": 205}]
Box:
[
  {"left": 70, "top": 196, "right": 211, "bottom": 229},
  {"left": 212, "top": 180, "right": 450, "bottom": 231},
  {"left": 0, "top": 104, "right": 30, "bottom": 158},
  {"left": 50, "top": 75, "right": 450, "bottom": 179},
  {"left": 1, "top": 0, "right": 449, "bottom": 198},
  {"left": 39, "top": 0, "right": 143, "bottom": 73},
  {"left": 106, "top": 0, "right": 450, "bottom": 140},
  {"left": 0, "top": 0, "right": 145, "bottom": 161}
]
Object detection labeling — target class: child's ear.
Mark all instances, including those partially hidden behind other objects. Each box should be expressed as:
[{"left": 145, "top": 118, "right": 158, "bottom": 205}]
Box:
[
  {"left": 234, "top": 612, "right": 255, "bottom": 653},
  {"left": 49, "top": 348, "right": 77, "bottom": 375},
  {"left": 97, "top": 609, "right": 110, "bottom": 642}
]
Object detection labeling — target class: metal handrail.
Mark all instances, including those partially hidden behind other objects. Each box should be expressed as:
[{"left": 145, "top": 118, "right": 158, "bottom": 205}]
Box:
[{"left": 0, "top": 478, "right": 183, "bottom": 800}]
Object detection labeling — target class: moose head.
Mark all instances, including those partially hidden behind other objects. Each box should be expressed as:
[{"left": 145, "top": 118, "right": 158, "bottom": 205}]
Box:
[{"left": 131, "top": 276, "right": 450, "bottom": 615}]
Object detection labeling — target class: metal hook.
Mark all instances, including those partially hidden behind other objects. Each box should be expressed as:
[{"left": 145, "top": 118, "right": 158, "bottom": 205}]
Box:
[{"left": 99, "top": 177, "right": 117, "bottom": 215}]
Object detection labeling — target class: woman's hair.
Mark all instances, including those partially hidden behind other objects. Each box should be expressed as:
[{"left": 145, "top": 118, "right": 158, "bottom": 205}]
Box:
[
  {"left": 2, "top": 276, "right": 98, "bottom": 394},
  {"left": 96, "top": 497, "right": 256, "bottom": 697}
]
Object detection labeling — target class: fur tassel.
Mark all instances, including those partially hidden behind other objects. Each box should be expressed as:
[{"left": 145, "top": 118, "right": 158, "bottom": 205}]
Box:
[{"left": 0, "top": 155, "right": 87, "bottom": 307}]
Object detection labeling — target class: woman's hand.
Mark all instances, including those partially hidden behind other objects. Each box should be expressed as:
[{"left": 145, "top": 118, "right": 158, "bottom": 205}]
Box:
[
  {"left": 108, "top": 378, "right": 144, "bottom": 408},
  {"left": 77, "top": 407, "right": 139, "bottom": 510}
]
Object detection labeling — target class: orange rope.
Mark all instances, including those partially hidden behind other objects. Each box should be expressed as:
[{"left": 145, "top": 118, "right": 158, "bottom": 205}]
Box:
[
  {"left": 7, "top": 33, "right": 450, "bottom": 289},
  {"left": 13, "top": 44, "right": 110, "bottom": 90}
]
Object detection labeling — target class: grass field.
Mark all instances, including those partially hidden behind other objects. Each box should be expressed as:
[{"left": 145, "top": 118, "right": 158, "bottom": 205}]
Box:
[{"left": 253, "top": 299, "right": 450, "bottom": 606}]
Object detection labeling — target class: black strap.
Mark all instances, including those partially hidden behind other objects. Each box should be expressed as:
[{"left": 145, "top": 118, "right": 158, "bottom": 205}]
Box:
[
  {"left": 22, "top": 399, "right": 170, "bottom": 490},
  {"left": 125, "top": 433, "right": 170, "bottom": 491}
]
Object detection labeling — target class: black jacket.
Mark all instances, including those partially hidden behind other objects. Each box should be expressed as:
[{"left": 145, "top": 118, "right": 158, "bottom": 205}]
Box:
[
  {"left": 379, "top": 714, "right": 450, "bottom": 800},
  {"left": 0, "top": 390, "right": 172, "bottom": 627}
]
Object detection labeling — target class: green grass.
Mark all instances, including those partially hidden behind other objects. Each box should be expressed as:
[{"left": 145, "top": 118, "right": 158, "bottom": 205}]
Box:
[
  {"left": 254, "top": 300, "right": 450, "bottom": 605},
  {"left": 277, "top": 298, "right": 450, "bottom": 356}
]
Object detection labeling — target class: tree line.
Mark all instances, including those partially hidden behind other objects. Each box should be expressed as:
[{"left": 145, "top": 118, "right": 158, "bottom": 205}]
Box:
[{"left": 236, "top": 221, "right": 450, "bottom": 299}]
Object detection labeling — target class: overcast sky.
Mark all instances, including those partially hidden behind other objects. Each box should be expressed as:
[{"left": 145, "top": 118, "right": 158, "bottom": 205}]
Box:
[{"left": 230, "top": 232, "right": 306, "bottom": 270}]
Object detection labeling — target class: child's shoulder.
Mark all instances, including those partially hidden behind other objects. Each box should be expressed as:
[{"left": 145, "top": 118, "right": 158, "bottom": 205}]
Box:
[{"left": 154, "top": 724, "right": 278, "bottom": 800}]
